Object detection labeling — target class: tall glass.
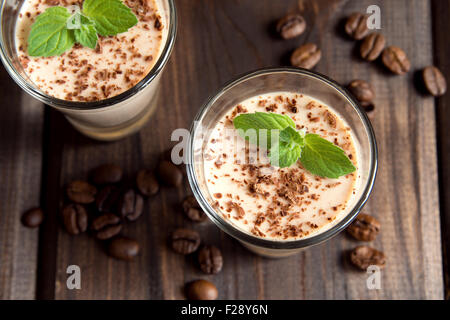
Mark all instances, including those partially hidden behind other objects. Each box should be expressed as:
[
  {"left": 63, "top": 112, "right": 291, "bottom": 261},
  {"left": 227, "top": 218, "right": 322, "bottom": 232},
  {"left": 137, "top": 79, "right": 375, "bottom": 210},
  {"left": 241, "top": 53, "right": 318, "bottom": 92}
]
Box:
[
  {"left": 0, "top": 0, "right": 177, "bottom": 141},
  {"left": 187, "top": 67, "right": 378, "bottom": 258}
]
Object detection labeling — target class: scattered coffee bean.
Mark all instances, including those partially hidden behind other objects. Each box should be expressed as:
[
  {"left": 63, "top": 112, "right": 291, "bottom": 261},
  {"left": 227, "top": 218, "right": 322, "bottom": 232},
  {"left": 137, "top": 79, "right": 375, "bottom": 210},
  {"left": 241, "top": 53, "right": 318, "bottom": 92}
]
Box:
[
  {"left": 382, "top": 46, "right": 410, "bottom": 75},
  {"left": 171, "top": 228, "right": 201, "bottom": 254},
  {"left": 360, "top": 33, "right": 385, "bottom": 61},
  {"left": 350, "top": 246, "right": 386, "bottom": 270},
  {"left": 90, "top": 164, "right": 123, "bottom": 185},
  {"left": 290, "top": 43, "right": 321, "bottom": 69},
  {"left": 422, "top": 66, "right": 447, "bottom": 97},
  {"left": 276, "top": 13, "right": 306, "bottom": 39},
  {"left": 183, "top": 196, "right": 207, "bottom": 222},
  {"left": 136, "top": 169, "right": 159, "bottom": 196},
  {"left": 186, "top": 280, "right": 218, "bottom": 300},
  {"left": 108, "top": 237, "right": 140, "bottom": 261},
  {"left": 157, "top": 160, "right": 183, "bottom": 187},
  {"left": 96, "top": 185, "right": 121, "bottom": 213},
  {"left": 345, "top": 12, "right": 369, "bottom": 40},
  {"left": 361, "top": 101, "right": 375, "bottom": 114},
  {"left": 21, "top": 207, "right": 44, "bottom": 228},
  {"left": 91, "top": 213, "right": 122, "bottom": 240},
  {"left": 118, "top": 189, "right": 144, "bottom": 221},
  {"left": 66, "top": 180, "right": 97, "bottom": 204},
  {"left": 347, "top": 80, "right": 375, "bottom": 102},
  {"left": 347, "top": 213, "right": 380, "bottom": 241},
  {"left": 61, "top": 204, "right": 88, "bottom": 235},
  {"left": 198, "top": 245, "right": 223, "bottom": 274}
]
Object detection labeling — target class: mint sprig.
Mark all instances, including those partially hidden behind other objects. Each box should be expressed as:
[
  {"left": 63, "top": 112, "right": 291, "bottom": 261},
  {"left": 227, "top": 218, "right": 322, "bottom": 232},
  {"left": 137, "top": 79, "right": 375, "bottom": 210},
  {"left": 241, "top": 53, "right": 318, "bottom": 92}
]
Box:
[
  {"left": 233, "top": 112, "right": 356, "bottom": 178},
  {"left": 28, "top": 0, "right": 138, "bottom": 57}
]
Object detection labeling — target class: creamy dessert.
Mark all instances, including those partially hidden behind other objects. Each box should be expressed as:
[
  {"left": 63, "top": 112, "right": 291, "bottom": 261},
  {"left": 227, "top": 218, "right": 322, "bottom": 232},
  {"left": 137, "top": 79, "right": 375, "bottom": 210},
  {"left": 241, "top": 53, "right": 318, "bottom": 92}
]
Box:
[
  {"left": 202, "top": 92, "right": 361, "bottom": 241},
  {"left": 15, "top": 0, "right": 165, "bottom": 101}
]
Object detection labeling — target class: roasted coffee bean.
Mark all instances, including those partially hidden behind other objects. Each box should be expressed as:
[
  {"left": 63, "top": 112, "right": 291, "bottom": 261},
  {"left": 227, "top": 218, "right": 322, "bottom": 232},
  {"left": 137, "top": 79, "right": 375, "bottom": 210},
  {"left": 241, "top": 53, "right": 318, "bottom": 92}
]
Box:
[
  {"left": 108, "top": 237, "right": 140, "bottom": 261},
  {"left": 290, "top": 43, "right": 321, "bottom": 69},
  {"left": 422, "top": 66, "right": 447, "bottom": 97},
  {"left": 347, "top": 80, "right": 375, "bottom": 102},
  {"left": 66, "top": 180, "right": 97, "bottom": 204},
  {"left": 136, "top": 169, "right": 159, "bottom": 196},
  {"left": 382, "top": 46, "right": 410, "bottom": 75},
  {"left": 186, "top": 280, "right": 218, "bottom": 300},
  {"left": 360, "top": 33, "right": 385, "bottom": 61},
  {"left": 198, "top": 246, "right": 223, "bottom": 274},
  {"left": 21, "top": 207, "right": 44, "bottom": 228},
  {"left": 183, "top": 196, "right": 207, "bottom": 222},
  {"left": 276, "top": 13, "right": 306, "bottom": 39},
  {"left": 347, "top": 213, "right": 380, "bottom": 241},
  {"left": 157, "top": 160, "right": 183, "bottom": 187},
  {"left": 361, "top": 101, "right": 375, "bottom": 114},
  {"left": 90, "top": 164, "right": 123, "bottom": 185},
  {"left": 350, "top": 246, "right": 386, "bottom": 270},
  {"left": 61, "top": 204, "right": 88, "bottom": 235},
  {"left": 171, "top": 228, "right": 201, "bottom": 254},
  {"left": 96, "top": 185, "right": 121, "bottom": 213},
  {"left": 91, "top": 213, "right": 122, "bottom": 240},
  {"left": 118, "top": 189, "right": 144, "bottom": 221},
  {"left": 345, "top": 12, "right": 369, "bottom": 40}
]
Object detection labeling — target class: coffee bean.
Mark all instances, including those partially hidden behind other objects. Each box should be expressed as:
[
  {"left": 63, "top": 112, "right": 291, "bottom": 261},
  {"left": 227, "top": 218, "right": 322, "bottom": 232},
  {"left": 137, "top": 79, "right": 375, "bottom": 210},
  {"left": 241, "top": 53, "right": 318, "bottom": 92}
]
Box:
[
  {"left": 171, "top": 228, "right": 201, "bottom": 254},
  {"left": 346, "top": 213, "right": 380, "bottom": 241},
  {"left": 90, "top": 164, "right": 123, "bottom": 185},
  {"left": 66, "top": 180, "right": 97, "bottom": 204},
  {"left": 91, "top": 213, "right": 122, "bottom": 240},
  {"left": 21, "top": 207, "right": 44, "bottom": 228},
  {"left": 136, "top": 169, "right": 159, "bottom": 196},
  {"left": 185, "top": 280, "right": 218, "bottom": 300},
  {"left": 422, "top": 66, "right": 447, "bottom": 97},
  {"left": 350, "top": 246, "right": 386, "bottom": 270},
  {"left": 96, "top": 185, "right": 121, "bottom": 213},
  {"left": 345, "top": 12, "right": 369, "bottom": 40},
  {"left": 61, "top": 204, "right": 88, "bottom": 235},
  {"left": 361, "top": 101, "right": 375, "bottom": 114},
  {"left": 347, "top": 80, "right": 375, "bottom": 102},
  {"left": 118, "top": 189, "right": 144, "bottom": 221},
  {"left": 198, "top": 246, "right": 223, "bottom": 274},
  {"left": 157, "top": 160, "right": 183, "bottom": 187},
  {"left": 183, "top": 196, "right": 207, "bottom": 222},
  {"left": 382, "top": 46, "right": 410, "bottom": 75},
  {"left": 108, "top": 237, "right": 140, "bottom": 261},
  {"left": 360, "top": 33, "right": 385, "bottom": 61},
  {"left": 276, "top": 13, "right": 306, "bottom": 39},
  {"left": 290, "top": 43, "right": 321, "bottom": 69}
]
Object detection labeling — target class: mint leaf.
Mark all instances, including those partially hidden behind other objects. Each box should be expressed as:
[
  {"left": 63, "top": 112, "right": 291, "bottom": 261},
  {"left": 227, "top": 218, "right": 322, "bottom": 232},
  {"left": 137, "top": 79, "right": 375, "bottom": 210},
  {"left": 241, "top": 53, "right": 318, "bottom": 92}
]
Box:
[
  {"left": 299, "top": 134, "right": 356, "bottom": 178},
  {"left": 279, "top": 126, "right": 304, "bottom": 145},
  {"left": 233, "top": 112, "right": 295, "bottom": 148},
  {"left": 269, "top": 141, "right": 302, "bottom": 168},
  {"left": 74, "top": 15, "right": 98, "bottom": 49},
  {"left": 28, "top": 7, "right": 75, "bottom": 57},
  {"left": 83, "top": 0, "right": 138, "bottom": 36}
]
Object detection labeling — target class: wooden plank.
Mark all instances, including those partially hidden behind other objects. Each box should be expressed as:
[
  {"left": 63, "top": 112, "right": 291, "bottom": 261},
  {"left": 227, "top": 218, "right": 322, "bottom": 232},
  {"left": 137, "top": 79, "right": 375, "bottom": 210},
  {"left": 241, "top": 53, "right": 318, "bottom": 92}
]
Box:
[
  {"left": 0, "top": 66, "right": 44, "bottom": 299},
  {"left": 431, "top": 0, "right": 450, "bottom": 300},
  {"left": 48, "top": 0, "right": 443, "bottom": 299}
]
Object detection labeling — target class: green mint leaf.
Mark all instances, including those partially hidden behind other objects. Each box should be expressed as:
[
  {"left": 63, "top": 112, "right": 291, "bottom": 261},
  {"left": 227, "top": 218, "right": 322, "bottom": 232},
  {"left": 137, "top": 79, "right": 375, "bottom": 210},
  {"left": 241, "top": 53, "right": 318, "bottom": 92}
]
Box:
[
  {"left": 28, "top": 7, "right": 75, "bottom": 57},
  {"left": 83, "top": 0, "right": 138, "bottom": 36},
  {"left": 299, "top": 133, "right": 356, "bottom": 178},
  {"left": 279, "top": 126, "right": 304, "bottom": 145},
  {"left": 73, "top": 15, "right": 98, "bottom": 49},
  {"left": 269, "top": 141, "right": 302, "bottom": 168},
  {"left": 233, "top": 112, "right": 295, "bottom": 148}
]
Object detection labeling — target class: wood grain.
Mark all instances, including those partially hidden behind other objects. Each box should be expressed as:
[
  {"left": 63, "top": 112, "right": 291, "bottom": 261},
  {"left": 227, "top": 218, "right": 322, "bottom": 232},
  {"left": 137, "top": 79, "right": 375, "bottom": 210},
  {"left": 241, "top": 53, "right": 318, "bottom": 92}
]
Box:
[
  {"left": 0, "top": 66, "right": 44, "bottom": 299},
  {"left": 0, "top": 0, "right": 444, "bottom": 299}
]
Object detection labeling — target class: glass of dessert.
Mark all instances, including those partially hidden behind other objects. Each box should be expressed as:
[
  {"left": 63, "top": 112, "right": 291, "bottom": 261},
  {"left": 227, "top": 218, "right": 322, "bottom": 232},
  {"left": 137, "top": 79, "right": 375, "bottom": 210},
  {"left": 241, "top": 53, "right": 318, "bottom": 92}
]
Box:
[
  {"left": 0, "top": 0, "right": 176, "bottom": 140},
  {"left": 187, "top": 67, "right": 377, "bottom": 258}
]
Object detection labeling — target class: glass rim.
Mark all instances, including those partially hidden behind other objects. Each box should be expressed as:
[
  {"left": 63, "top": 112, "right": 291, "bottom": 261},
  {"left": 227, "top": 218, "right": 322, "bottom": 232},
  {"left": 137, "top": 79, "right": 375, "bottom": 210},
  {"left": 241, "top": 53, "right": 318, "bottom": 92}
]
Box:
[
  {"left": 0, "top": 0, "right": 177, "bottom": 110},
  {"left": 186, "top": 67, "right": 378, "bottom": 250}
]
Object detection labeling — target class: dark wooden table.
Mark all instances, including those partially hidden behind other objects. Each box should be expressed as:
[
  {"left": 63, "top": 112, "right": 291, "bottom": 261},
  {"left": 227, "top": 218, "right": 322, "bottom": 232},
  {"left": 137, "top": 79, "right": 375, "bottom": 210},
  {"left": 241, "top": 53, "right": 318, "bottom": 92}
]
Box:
[{"left": 1, "top": 0, "right": 449, "bottom": 300}]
